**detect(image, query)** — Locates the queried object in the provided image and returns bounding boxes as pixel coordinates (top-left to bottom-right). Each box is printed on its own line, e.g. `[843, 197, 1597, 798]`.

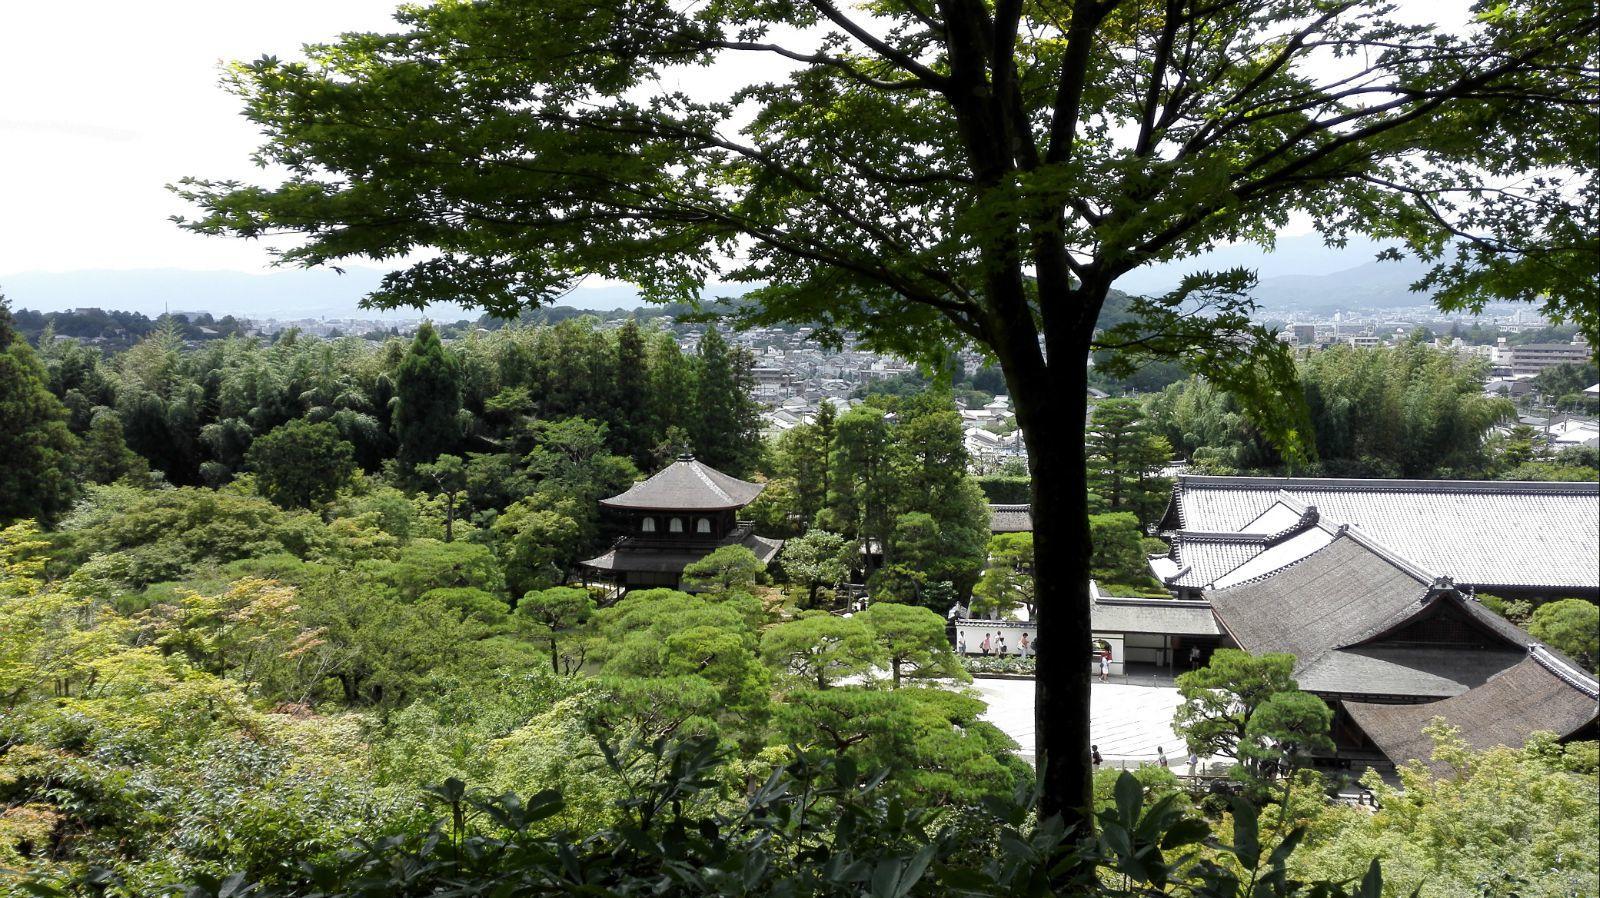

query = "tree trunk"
[1008, 345, 1096, 835]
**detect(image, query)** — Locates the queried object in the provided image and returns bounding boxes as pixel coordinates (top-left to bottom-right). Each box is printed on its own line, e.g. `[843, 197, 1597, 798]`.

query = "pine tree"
[612, 319, 652, 464]
[392, 322, 462, 469]
[1086, 399, 1173, 527]
[79, 407, 147, 485]
[0, 296, 79, 524]
[692, 327, 761, 476]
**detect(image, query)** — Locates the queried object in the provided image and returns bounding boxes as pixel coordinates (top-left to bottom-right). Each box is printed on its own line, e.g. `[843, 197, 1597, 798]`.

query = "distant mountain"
[1110, 233, 1440, 313]
[1248, 256, 1437, 313]
[0, 268, 680, 320]
[4, 245, 1438, 323]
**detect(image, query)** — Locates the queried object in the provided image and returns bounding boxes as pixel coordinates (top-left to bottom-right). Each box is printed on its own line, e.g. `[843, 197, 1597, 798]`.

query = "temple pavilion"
[579, 454, 784, 591]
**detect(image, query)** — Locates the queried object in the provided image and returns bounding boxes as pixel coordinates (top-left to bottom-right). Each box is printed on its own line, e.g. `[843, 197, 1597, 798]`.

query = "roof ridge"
[1528, 645, 1600, 699]
[1174, 474, 1599, 496]
[1204, 528, 1348, 592]
[1334, 525, 1438, 584]
[688, 459, 735, 504]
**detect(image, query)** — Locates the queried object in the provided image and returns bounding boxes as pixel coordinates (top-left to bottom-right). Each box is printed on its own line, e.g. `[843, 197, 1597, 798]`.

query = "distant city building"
[1496, 334, 1593, 376]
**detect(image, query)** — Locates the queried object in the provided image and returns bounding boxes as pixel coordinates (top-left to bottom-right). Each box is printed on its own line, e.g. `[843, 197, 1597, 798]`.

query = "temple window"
[641, 517, 656, 533]
[669, 517, 684, 533]
[696, 517, 711, 534]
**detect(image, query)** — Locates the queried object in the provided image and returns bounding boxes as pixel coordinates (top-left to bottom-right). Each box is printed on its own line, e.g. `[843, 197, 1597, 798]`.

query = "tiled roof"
[1206, 532, 1433, 665]
[580, 532, 784, 574]
[1165, 476, 1599, 592]
[989, 504, 1033, 533]
[600, 456, 766, 511]
[1345, 650, 1599, 767]
[1297, 646, 1524, 698]
[1089, 591, 1220, 636]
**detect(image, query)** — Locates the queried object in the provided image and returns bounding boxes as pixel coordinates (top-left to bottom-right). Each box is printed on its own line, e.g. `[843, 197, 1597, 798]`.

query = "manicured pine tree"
[392, 322, 461, 469]
[0, 296, 79, 524]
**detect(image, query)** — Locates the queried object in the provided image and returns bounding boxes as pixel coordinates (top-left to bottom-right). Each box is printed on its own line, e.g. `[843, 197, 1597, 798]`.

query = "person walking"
[1156, 746, 1168, 768]
[980, 633, 992, 656]
[1186, 750, 1200, 779]
[958, 634, 967, 654]
[1189, 644, 1201, 670]
[1091, 746, 1102, 769]
[998, 635, 1008, 654]
[1098, 650, 1110, 683]
[1019, 632, 1031, 656]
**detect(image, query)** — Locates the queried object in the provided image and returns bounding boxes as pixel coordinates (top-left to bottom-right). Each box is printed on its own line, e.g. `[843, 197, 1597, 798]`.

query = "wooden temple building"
[579, 455, 784, 591]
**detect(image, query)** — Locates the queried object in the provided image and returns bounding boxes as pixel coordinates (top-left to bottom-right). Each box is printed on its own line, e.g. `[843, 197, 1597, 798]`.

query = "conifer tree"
[692, 327, 761, 476]
[0, 296, 79, 524]
[612, 319, 652, 464]
[392, 322, 462, 469]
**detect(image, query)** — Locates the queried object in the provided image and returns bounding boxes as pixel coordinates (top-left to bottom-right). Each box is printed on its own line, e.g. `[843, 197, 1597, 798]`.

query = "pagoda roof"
[600, 456, 766, 511]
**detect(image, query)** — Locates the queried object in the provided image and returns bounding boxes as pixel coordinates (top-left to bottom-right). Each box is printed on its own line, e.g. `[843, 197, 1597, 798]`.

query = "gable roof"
[600, 456, 765, 511]
[1206, 530, 1434, 664]
[1345, 648, 1600, 767]
[1161, 476, 1600, 593]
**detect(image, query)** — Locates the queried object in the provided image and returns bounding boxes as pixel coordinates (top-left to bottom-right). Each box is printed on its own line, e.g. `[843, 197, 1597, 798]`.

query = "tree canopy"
[175, 0, 1600, 829]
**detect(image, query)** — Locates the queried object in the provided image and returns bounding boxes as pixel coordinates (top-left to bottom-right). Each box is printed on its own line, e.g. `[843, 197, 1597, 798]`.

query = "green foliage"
[393, 322, 462, 468]
[1089, 512, 1158, 591]
[78, 406, 149, 485]
[680, 544, 766, 595]
[778, 528, 854, 607]
[971, 532, 1036, 619]
[1528, 599, 1599, 671]
[0, 299, 79, 525]
[858, 602, 965, 688]
[517, 586, 596, 674]
[1174, 650, 1331, 786]
[245, 418, 357, 509]
[691, 327, 763, 477]
[1086, 399, 1174, 527]
[1288, 725, 1598, 898]
[761, 611, 883, 690]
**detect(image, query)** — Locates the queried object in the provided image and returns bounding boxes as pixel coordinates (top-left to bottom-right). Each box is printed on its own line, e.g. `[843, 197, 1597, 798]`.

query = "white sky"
[0, 1, 1466, 278]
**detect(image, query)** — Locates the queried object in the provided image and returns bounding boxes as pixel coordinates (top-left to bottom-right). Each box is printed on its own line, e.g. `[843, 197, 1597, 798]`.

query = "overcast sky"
[0, 1, 1467, 280]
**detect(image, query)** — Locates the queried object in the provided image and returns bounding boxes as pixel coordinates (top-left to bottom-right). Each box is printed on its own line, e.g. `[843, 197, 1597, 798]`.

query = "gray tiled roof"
[1164, 476, 1600, 591]
[580, 532, 784, 574]
[1206, 532, 1432, 664]
[1090, 595, 1220, 636]
[601, 457, 766, 511]
[1345, 650, 1599, 767]
[1168, 535, 1268, 587]
[1297, 646, 1523, 698]
[989, 504, 1033, 533]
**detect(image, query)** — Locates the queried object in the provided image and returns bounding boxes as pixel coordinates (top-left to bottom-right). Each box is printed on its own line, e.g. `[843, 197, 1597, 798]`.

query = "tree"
[0, 297, 78, 524]
[78, 407, 148, 485]
[1085, 399, 1173, 526]
[518, 586, 596, 674]
[1089, 512, 1154, 590]
[179, 0, 1600, 833]
[494, 495, 585, 597]
[245, 419, 357, 510]
[778, 529, 854, 607]
[972, 532, 1036, 619]
[1528, 599, 1599, 671]
[691, 327, 762, 477]
[415, 454, 467, 542]
[679, 544, 766, 595]
[1173, 650, 1331, 785]
[393, 323, 461, 468]
[858, 602, 964, 688]
[760, 612, 883, 691]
